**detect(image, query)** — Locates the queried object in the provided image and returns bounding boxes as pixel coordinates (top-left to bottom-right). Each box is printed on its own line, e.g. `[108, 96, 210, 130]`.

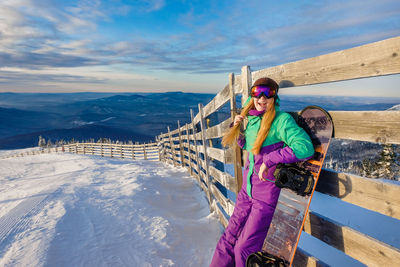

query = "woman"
[210, 77, 314, 267]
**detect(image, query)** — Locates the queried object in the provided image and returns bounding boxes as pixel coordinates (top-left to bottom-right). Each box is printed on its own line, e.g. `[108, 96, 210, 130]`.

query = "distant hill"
[0, 124, 153, 149]
[0, 92, 215, 149]
[1, 92, 399, 150]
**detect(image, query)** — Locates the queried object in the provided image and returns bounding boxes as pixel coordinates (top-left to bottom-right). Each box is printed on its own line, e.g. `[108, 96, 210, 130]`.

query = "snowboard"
[257, 106, 333, 266]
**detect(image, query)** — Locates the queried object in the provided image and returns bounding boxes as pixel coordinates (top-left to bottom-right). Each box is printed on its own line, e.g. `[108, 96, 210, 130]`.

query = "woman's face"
[254, 96, 274, 111]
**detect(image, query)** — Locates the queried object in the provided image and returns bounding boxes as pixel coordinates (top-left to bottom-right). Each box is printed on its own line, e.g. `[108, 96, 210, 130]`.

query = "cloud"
[0, 69, 106, 85]
[0, 51, 100, 69]
[1, 0, 399, 93]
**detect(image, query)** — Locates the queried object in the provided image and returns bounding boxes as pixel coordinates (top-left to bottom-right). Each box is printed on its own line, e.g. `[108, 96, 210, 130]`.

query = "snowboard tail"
[251, 106, 333, 267]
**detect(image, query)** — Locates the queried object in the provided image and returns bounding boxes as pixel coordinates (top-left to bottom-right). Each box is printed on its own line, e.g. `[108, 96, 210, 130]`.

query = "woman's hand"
[258, 163, 268, 181]
[233, 115, 244, 126]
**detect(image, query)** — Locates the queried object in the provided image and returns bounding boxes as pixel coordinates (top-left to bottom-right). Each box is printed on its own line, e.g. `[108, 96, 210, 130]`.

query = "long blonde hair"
[222, 97, 276, 155]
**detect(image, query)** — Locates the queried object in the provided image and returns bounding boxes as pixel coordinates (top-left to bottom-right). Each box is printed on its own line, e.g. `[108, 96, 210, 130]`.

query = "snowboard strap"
[246, 251, 287, 267]
[273, 163, 314, 196]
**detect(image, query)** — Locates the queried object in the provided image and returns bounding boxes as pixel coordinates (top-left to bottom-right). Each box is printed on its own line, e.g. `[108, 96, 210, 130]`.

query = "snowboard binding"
[273, 163, 314, 196]
[246, 251, 287, 267]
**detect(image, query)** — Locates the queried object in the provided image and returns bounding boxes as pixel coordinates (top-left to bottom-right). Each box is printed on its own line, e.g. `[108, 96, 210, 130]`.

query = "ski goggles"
[250, 85, 277, 99]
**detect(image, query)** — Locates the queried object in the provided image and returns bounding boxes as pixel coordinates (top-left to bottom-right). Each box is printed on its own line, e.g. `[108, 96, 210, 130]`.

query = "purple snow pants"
[210, 188, 277, 267]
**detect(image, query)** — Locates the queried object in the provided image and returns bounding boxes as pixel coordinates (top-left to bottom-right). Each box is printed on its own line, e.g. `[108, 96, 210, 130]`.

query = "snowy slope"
[0, 153, 220, 266]
[387, 104, 400, 110]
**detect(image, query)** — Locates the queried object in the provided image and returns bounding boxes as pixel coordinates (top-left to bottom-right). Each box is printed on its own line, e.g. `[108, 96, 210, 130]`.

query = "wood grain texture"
[316, 169, 400, 220]
[202, 84, 230, 119]
[293, 248, 328, 267]
[205, 118, 231, 139]
[209, 165, 237, 193]
[330, 111, 400, 144]
[210, 182, 235, 217]
[304, 211, 400, 267]
[252, 36, 400, 87]
[211, 200, 229, 228]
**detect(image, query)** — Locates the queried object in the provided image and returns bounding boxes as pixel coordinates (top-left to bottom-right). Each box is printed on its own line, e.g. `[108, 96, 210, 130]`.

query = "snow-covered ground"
[0, 152, 220, 266]
[1, 149, 400, 267]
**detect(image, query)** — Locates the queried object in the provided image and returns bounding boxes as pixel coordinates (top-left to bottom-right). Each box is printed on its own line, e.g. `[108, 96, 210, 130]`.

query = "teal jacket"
[240, 103, 314, 199]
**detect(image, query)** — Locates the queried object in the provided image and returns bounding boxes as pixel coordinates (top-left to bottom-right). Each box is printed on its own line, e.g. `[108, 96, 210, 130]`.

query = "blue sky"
[0, 0, 399, 96]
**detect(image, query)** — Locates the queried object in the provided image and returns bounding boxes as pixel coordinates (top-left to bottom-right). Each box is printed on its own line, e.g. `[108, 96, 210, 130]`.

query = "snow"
[387, 104, 400, 111]
[0, 152, 220, 266]
[1, 149, 400, 267]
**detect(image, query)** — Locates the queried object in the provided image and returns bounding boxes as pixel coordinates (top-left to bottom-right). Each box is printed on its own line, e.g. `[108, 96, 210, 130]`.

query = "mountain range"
[0, 92, 399, 149]
[0, 92, 215, 149]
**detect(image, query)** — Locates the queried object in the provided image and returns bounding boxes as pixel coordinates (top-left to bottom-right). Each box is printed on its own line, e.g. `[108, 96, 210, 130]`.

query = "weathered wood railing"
[1, 142, 160, 161]
[64, 142, 159, 161]
[0, 147, 62, 159]
[156, 36, 400, 266]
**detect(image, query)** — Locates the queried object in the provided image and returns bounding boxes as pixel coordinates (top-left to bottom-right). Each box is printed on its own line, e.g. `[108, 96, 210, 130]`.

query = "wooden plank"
[293, 248, 328, 267]
[252, 36, 400, 87]
[304, 211, 400, 267]
[209, 183, 235, 216]
[177, 120, 185, 167]
[316, 169, 400, 220]
[168, 126, 177, 167]
[330, 111, 400, 144]
[241, 65, 252, 105]
[198, 177, 208, 193]
[171, 136, 180, 142]
[186, 124, 193, 175]
[234, 74, 242, 94]
[205, 118, 231, 139]
[209, 165, 237, 193]
[211, 200, 229, 228]
[170, 128, 180, 135]
[192, 110, 201, 125]
[207, 147, 226, 163]
[191, 109, 201, 183]
[202, 84, 231, 119]
[193, 132, 202, 141]
[229, 72, 243, 194]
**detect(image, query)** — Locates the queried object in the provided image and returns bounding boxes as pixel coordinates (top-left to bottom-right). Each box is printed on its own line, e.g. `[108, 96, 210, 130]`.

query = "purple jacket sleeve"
[262, 146, 311, 168]
[237, 133, 245, 148]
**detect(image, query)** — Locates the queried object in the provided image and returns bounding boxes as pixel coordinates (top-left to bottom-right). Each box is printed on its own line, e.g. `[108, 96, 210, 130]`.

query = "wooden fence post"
[168, 126, 176, 166]
[143, 143, 147, 160]
[230, 72, 243, 194]
[156, 136, 162, 161]
[111, 144, 113, 158]
[198, 103, 212, 205]
[241, 65, 252, 104]
[101, 144, 104, 157]
[190, 109, 201, 183]
[186, 124, 192, 175]
[177, 120, 185, 167]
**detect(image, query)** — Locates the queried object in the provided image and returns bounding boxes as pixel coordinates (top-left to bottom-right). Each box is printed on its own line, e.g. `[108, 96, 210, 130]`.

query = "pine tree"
[47, 139, 53, 148]
[38, 136, 46, 148]
[362, 144, 398, 180]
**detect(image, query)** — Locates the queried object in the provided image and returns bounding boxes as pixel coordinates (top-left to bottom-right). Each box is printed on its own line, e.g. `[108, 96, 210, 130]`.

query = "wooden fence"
[156, 36, 400, 266]
[2, 143, 160, 161]
[64, 142, 159, 161]
[0, 147, 62, 159]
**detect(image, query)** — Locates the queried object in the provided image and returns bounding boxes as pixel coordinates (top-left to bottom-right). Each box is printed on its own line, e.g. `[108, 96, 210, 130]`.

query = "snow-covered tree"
[362, 144, 399, 180]
[47, 139, 53, 147]
[38, 136, 46, 148]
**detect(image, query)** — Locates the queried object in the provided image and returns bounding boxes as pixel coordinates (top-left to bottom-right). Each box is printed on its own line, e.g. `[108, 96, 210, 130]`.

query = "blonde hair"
[222, 97, 276, 155]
